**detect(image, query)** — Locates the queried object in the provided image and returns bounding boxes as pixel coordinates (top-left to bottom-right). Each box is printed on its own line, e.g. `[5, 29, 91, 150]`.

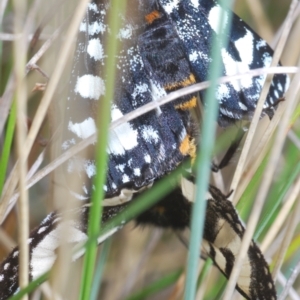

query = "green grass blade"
[90, 239, 112, 300]
[237, 155, 268, 219]
[197, 258, 213, 289]
[125, 270, 182, 300]
[184, 2, 234, 299]
[79, 1, 126, 299]
[0, 100, 16, 196]
[80, 164, 188, 251]
[255, 160, 300, 240]
[204, 275, 227, 300]
[8, 272, 49, 300]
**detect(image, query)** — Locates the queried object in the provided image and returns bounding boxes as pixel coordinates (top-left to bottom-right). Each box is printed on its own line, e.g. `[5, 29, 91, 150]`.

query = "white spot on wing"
[84, 160, 96, 178]
[108, 105, 138, 155]
[189, 51, 198, 63]
[116, 164, 125, 172]
[38, 226, 47, 234]
[31, 223, 88, 279]
[68, 117, 96, 139]
[189, 50, 212, 64]
[150, 80, 166, 115]
[255, 39, 267, 50]
[234, 29, 254, 66]
[61, 138, 76, 150]
[75, 75, 105, 100]
[118, 25, 133, 40]
[122, 174, 129, 183]
[263, 53, 272, 68]
[144, 154, 151, 163]
[134, 168, 141, 176]
[238, 102, 247, 110]
[141, 126, 159, 143]
[87, 39, 104, 61]
[163, 0, 180, 14]
[88, 2, 99, 12]
[132, 83, 148, 100]
[217, 84, 230, 99]
[221, 41, 253, 92]
[208, 5, 228, 34]
[79, 21, 106, 35]
[150, 80, 166, 100]
[181, 176, 196, 202]
[190, 0, 199, 9]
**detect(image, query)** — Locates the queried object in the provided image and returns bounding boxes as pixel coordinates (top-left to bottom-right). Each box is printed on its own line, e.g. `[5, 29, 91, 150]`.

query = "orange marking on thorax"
[179, 134, 197, 160]
[145, 10, 161, 24]
[164, 74, 196, 91]
[175, 96, 197, 110]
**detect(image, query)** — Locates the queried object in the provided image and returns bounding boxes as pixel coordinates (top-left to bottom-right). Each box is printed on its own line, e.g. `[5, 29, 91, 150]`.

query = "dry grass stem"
[277, 272, 300, 300]
[244, 0, 273, 42]
[288, 130, 300, 149]
[223, 66, 300, 300]
[0, 0, 43, 134]
[13, 0, 29, 294]
[25, 24, 64, 75]
[0, 0, 90, 225]
[168, 272, 185, 300]
[195, 261, 211, 300]
[0, 33, 52, 41]
[233, 97, 286, 202]
[230, 0, 297, 204]
[279, 260, 300, 300]
[0, 75, 15, 136]
[261, 175, 300, 253]
[118, 229, 162, 299]
[271, 2, 300, 49]
[271, 188, 300, 279]
[0, 228, 17, 251]
[0, 0, 8, 24]
[1, 150, 45, 223]
[27, 64, 49, 79]
[223, 1, 299, 297]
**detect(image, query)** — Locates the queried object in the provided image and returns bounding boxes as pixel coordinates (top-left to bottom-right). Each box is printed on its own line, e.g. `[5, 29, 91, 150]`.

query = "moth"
[0, 0, 289, 299]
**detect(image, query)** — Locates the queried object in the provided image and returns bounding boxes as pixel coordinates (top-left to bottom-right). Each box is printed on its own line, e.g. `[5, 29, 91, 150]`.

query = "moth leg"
[212, 128, 245, 172]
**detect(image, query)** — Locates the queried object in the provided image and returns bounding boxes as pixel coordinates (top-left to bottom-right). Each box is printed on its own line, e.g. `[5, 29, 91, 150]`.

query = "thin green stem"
[184, 1, 234, 299]
[0, 101, 16, 196]
[79, 2, 126, 299]
[8, 272, 49, 300]
[90, 239, 112, 300]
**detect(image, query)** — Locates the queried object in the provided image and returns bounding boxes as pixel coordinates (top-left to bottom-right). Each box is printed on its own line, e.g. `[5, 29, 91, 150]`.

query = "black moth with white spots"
[0, 0, 289, 299]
